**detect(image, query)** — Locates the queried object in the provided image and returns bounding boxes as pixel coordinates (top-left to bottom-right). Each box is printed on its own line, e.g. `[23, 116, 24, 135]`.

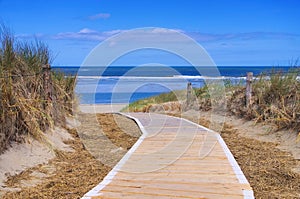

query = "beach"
[1, 62, 300, 198]
[1, 102, 300, 198]
[79, 104, 128, 113]
[1, 1, 300, 198]
[0, 110, 141, 198]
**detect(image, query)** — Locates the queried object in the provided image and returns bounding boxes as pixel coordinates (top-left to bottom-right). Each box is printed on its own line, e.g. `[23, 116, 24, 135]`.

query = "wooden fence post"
[186, 82, 192, 107]
[246, 72, 253, 110]
[42, 64, 52, 108]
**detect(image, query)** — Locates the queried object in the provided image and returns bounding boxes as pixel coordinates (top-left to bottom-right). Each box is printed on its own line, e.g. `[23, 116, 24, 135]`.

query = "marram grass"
[0, 25, 76, 153]
[126, 68, 300, 136]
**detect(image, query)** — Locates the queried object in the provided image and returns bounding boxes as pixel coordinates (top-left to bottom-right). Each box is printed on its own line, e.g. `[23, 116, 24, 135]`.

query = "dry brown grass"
[228, 69, 300, 133]
[2, 113, 141, 198]
[0, 25, 76, 153]
[127, 68, 300, 137]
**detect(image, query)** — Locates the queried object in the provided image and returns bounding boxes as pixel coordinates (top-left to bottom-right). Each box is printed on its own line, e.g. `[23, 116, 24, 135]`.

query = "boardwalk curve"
[82, 113, 254, 199]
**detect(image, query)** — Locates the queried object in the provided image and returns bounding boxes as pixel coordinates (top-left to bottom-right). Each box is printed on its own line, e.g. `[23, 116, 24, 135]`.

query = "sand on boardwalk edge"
[0, 104, 127, 195]
[79, 104, 127, 113]
[0, 104, 127, 197]
[0, 126, 74, 194]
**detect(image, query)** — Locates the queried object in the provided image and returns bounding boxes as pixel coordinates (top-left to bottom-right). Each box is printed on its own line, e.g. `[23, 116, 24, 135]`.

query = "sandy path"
[1, 102, 300, 198]
[0, 104, 136, 198]
[1, 113, 141, 198]
[0, 127, 74, 195]
[79, 104, 127, 113]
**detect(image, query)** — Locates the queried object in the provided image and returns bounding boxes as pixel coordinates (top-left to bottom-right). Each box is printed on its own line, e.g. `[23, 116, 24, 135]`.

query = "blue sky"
[0, 0, 300, 66]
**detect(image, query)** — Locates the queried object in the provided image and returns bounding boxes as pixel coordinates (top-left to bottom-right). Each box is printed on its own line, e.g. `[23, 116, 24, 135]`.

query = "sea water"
[52, 66, 291, 104]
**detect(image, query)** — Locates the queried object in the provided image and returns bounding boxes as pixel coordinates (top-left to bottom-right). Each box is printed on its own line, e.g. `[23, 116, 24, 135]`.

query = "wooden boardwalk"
[82, 113, 254, 199]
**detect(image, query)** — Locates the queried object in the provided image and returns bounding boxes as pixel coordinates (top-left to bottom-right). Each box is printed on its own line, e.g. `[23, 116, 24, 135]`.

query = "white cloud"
[52, 28, 123, 41]
[78, 28, 98, 34]
[16, 33, 45, 39]
[103, 29, 124, 36]
[54, 29, 298, 43]
[17, 28, 300, 45]
[151, 28, 183, 34]
[89, 13, 111, 20]
[187, 32, 300, 42]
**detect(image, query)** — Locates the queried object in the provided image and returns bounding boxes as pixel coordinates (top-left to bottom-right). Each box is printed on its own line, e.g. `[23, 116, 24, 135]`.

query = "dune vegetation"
[0, 26, 75, 153]
[228, 69, 300, 132]
[125, 67, 300, 134]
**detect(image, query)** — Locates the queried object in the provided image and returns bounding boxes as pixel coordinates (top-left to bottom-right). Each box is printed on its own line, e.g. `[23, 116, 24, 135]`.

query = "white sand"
[79, 104, 128, 113]
[0, 104, 127, 194]
[0, 125, 74, 194]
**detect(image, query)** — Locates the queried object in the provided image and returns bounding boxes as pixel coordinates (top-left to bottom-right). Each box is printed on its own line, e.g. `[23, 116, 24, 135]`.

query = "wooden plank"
[105, 180, 251, 194]
[100, 184, 245, 198]
[82, 113, 253, 199]
[109, 174, 241, 184]
[112, 173, 250, 186]
[93, 191, 245, 199]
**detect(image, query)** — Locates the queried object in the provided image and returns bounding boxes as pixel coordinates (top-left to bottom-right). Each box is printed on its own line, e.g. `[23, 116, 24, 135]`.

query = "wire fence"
[0, 64, 54, 79]
[0, 71, 42, 79]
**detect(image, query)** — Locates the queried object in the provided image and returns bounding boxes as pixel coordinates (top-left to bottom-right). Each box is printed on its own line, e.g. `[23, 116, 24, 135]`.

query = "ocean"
[52, 66, 291, 104]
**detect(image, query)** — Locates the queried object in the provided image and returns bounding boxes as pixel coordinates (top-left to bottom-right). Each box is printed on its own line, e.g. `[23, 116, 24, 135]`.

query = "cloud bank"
[46, 28, 299, 43]
[16, 27, 300, 47]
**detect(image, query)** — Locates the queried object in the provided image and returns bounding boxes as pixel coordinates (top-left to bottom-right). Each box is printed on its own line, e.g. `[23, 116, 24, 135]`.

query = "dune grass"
[126, 67, 300, 134]
[122, 90, 185, 112]
[229, 68, 300, 132]
[0, 25, 76, 153]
